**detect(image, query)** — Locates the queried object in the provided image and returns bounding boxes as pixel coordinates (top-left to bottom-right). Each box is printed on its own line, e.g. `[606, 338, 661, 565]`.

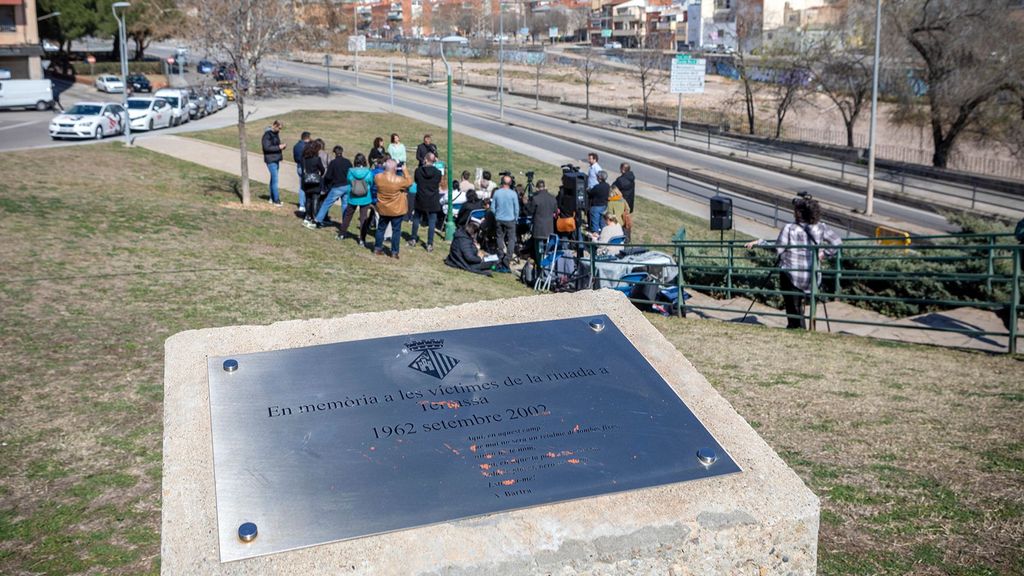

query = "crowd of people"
[260, 120, 639, 275]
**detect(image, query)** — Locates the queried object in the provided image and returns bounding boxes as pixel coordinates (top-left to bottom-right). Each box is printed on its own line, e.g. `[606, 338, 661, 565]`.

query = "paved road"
[264, 58, 953, 234]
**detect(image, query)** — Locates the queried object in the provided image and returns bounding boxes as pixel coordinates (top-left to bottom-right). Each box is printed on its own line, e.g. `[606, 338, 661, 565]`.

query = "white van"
[0, 79, 53, 110]
[154, 88, 190, 126]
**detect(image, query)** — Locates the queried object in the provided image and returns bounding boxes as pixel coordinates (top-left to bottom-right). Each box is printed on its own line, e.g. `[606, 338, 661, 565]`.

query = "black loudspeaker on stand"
[710, 195, 733, 231]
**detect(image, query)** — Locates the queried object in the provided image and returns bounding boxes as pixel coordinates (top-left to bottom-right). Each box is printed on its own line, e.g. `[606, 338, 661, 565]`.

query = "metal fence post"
[808, 246, 818, 332]
[789, 152, 794, 169]
[834, 246, 842, 298]
[773, 202, 779, 228]
[665, 167, 670, 192]
[746, 141, 750, 158]
[675, 245, 685, 318]
[971, 184, 978, 210]
[589, 242, 597, 290]
[840, 160, 846, 180]
[900, 175, 906, 195]
[707, 128, 711, 151]
[987, 236, 995, 294]
[726, 242, 734, 299]
[1010, 246, 1020, 354]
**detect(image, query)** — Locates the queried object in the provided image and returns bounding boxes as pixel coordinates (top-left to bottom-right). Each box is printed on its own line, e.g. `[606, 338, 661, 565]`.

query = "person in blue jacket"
[339, 153, 377, 246]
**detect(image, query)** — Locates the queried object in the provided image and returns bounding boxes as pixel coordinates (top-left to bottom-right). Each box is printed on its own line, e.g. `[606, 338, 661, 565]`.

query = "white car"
[49, 102, 127, 140]
[211, 90, 227, 109]
[94, 74, 125, 93]
[126, 97, 174, 131]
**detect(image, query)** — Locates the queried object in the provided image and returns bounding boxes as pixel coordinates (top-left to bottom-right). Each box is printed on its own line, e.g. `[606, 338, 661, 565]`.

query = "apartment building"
[0, 0, 42, 79]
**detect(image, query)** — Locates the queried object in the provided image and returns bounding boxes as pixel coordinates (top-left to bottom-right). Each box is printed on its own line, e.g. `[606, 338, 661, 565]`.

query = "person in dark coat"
[526, 180, 557, 264]
[410, 153, 443, 251]
[612, 162, 636, 213]
[368, 136, 386, 166]
[261, 120, 286, 205]
[415, 134, 438, 166]
[292, 131, 312, 212]
[299, 140, 325, 225]
[445, 221, 493, 276]
[456, 189, 484, 229]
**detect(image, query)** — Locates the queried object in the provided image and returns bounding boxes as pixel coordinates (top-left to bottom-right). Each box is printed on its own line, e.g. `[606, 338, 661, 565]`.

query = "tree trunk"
[932, 137, 952, 168]
[112, 32, 121, 62]
[134, 36, 145, 61]
[405, 47, 410, 83]
[237, 92, 251, 206]
[585, 80, 590, 120]
[845, 120, 855, 148]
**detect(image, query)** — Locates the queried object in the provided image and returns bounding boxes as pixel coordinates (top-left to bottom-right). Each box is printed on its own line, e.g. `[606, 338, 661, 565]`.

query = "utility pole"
[864, 0, 882, 216]
[499, 5, 505, 119]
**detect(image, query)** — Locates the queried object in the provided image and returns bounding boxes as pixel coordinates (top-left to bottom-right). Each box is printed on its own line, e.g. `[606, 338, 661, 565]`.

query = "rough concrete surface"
[162, 290, 818, 575]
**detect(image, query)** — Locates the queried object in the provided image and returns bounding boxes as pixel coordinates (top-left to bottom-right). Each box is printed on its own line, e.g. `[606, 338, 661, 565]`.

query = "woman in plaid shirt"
[745, 194, 842, 329]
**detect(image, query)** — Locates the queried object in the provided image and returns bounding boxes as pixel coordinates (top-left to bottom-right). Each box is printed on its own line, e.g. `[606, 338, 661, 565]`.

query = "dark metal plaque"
[207, 315, 740, 562]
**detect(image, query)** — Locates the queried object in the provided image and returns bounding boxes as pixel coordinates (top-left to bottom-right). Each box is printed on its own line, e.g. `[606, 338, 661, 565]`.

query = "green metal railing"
[554, 233, 1021, 354]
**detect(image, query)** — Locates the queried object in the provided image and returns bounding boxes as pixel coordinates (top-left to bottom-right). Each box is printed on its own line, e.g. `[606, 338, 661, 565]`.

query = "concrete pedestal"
[162, 290, 818, 575]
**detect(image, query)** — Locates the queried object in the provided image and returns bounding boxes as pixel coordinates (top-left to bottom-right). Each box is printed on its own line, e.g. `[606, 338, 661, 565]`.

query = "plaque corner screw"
[223, 359, 239, 373]
[238, 521, 258, 542]
[588, 318, 605, 333]
[697, 448, 717, 467]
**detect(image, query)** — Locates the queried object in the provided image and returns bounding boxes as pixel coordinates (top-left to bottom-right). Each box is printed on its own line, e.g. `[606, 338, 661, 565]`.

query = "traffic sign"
[670, 54, 706, 94]
[601, 29, 612, 38]
[348, 35, 366, 52]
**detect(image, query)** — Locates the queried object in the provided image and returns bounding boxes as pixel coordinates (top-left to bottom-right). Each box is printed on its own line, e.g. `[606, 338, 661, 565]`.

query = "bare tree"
[574, 46, 599, 120]
[632, 35, 668, 131]
[761, 51, 810, 139]
[807, 35, 873, 147]
[126, 0, 179, 61]
[185, 0, 295, 206]
[888, 0, 1024, 168]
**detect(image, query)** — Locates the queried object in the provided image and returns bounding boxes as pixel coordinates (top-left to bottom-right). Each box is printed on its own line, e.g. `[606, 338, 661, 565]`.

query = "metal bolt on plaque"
[697, 448, 718, 467]
[223, 359, 238, 373]
[589, 318, 605, 332]
[238, 522, 258, 542]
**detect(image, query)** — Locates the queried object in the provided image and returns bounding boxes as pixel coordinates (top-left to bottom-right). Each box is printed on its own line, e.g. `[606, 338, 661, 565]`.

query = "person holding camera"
[744, 193, 842, 329]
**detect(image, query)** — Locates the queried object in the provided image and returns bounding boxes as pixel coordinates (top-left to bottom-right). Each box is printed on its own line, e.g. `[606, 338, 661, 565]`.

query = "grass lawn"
[0, 141, 1020, 575]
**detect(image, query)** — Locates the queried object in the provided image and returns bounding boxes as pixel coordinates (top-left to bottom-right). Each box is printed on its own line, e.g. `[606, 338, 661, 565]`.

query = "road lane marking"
[0, 119, 45, 132]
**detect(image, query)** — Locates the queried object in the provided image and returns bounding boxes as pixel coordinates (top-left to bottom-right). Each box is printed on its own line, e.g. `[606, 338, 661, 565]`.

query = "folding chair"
[534, 234, 563, 292]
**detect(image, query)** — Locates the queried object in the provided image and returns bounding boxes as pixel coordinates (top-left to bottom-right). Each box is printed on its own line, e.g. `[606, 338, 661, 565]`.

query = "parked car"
[49, 101, 126, 140]
[187, 89, 207, 119]
[0, 79, 53, 110]
[605, 41, 623, 50]
[197, 60, 215, 74]
[217, 81, 235, 101]
[210, 89, 227, 109]
[126, 73, 151, 93]
[126, 97, 174, 131]
[154, 88, 190, 126]
[0, 68, 11, 80]
[94, 74, 125, 93]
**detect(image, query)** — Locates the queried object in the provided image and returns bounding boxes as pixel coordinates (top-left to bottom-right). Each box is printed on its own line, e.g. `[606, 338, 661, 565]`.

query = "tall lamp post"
[112, 2, 131, 147]
[864, 0, 882, 216]
[37, 11, 60, 22]
[498, 4, 504, 119]
[439, 35, 468, 242]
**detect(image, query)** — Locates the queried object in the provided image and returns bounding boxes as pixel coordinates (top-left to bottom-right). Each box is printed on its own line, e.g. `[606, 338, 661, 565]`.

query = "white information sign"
[670, 55, 706, 95]
[348, 35, 366, 53]
[549, 26, 559, 39]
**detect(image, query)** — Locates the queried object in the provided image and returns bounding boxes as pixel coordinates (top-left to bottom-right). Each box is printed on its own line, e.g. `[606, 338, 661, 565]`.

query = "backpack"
[302, 159, 321, 186]
[351, 177, 369, 199]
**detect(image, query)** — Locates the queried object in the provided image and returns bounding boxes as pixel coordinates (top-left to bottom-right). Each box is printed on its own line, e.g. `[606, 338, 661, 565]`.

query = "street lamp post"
[499, 6, 504, 119]
[439, 35, 468, 242]
[112, 2, 131, 147]
[37, 11, 60, 22]
[864, 0, 882, 216]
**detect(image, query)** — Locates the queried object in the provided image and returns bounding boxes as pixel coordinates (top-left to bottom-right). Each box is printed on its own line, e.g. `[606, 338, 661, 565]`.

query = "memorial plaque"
[207, 315, 740, 562]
